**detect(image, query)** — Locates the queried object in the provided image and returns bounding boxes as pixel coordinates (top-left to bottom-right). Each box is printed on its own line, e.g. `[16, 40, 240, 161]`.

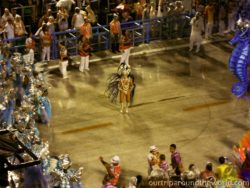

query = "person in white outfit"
[59, 43, 68, 79]
[72, 7, 85, 30]
[25, 32, 35, 65]
[119, 30, 133, 66]
[79, 36, 91, 72]
[189, 12, 204, 53]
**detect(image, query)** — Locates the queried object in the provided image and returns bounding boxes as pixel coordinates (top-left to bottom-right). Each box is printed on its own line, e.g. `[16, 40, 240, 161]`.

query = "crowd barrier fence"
[1, 13, 210, 60]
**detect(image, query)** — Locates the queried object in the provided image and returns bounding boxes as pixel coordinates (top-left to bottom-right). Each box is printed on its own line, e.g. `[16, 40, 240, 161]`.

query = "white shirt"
[190, 16, 204, 35]
[5, 23, 14, 39]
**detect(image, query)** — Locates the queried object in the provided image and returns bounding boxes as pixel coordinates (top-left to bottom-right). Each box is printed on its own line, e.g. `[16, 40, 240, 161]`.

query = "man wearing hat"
[110, 14, 121, 53]
[99, 155, 121, 186]
[72, 7, 85, 30]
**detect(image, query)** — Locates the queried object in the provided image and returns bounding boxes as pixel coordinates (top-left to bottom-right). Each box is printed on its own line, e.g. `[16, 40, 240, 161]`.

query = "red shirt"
[110, 165, 121, 186]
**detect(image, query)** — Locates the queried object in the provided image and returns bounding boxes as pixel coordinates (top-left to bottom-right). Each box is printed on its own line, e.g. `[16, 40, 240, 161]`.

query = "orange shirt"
[205, 5, 214, 23]
[80, 23, 92, 39]
[110, 20, 121, 35]
[42, 33, 52, 47]
[110, 165, 121, 186]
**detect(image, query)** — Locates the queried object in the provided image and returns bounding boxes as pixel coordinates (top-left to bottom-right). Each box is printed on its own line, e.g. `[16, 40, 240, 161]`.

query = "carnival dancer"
[189, 12, 204, 53]
[37, 88, 52, 125]
[58, 43, 68, 79]
[106, 63, 135, 113]
[79, 36, 91, 72]
[119, 30, 133, 66]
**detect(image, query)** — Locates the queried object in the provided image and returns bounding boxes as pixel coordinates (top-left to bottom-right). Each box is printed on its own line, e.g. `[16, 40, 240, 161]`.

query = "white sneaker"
[120, 109, 123, 113]
[195, 48, 200, 53]
[125, 108, 129, 113]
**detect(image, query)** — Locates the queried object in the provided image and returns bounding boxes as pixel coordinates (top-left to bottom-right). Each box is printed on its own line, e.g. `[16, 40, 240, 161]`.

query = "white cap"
[111, 155, 120, 164]
[149, 145, 158, 152]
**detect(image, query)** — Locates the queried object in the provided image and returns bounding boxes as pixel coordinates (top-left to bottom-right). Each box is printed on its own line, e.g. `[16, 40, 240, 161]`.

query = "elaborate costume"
[228, 2, 250, 98]
[106, 63, 135, 113]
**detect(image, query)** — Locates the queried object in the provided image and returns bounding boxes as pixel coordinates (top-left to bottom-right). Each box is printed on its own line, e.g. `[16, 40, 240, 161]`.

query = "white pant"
[59, 60, 68, 78]
[42, 46, 50, 61]
[190, 33, 202, 52]
[28, 49, 34, 64]
[120, 48, 131, 66]
[205, 22, 213, 38]
[79, 56, 89, 72]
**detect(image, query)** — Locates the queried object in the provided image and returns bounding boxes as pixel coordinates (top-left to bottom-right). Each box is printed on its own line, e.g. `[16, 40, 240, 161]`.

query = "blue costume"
[228, 2, 250, 98]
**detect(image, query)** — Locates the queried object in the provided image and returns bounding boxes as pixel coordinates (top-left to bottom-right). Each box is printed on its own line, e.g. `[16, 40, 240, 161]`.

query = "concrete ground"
[39, 38, 250, 187]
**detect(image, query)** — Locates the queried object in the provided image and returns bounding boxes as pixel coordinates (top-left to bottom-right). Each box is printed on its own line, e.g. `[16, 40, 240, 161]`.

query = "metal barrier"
[0, 14, 194, 60]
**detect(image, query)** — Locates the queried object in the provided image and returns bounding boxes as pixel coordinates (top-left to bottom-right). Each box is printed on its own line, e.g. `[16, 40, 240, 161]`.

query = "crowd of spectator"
[100, 144, 246, 188]
[0, 0, 244, 65]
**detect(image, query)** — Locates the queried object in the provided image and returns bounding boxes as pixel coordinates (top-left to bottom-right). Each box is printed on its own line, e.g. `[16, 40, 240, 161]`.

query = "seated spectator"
[200, 162, 215, 180]
[128, 176, 137, 188]
[57, 7, 69, 32]
[183, 164, 200, 180]
[101, 174, 117, 188]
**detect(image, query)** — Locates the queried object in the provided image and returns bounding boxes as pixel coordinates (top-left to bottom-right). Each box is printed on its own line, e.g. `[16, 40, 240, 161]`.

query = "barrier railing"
[0, 14, 195, 60]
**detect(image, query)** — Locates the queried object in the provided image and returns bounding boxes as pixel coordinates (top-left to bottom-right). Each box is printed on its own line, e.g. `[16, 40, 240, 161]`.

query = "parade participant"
[118, 64, 135, 113]
[80, 17, 92, 40]
[110, 14, 121, 53]
[106, 63, 136, 113]
[58, 43, 68, 79]
[189, 12, 204, 53]
[119, 30, 133, 66]
[99, 156, 121, 186]
[79, 35, 91, 72]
